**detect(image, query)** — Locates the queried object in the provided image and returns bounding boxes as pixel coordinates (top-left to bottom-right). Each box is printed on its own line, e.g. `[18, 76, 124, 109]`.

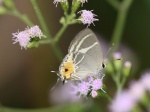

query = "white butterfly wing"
[68, 28, 103, 79]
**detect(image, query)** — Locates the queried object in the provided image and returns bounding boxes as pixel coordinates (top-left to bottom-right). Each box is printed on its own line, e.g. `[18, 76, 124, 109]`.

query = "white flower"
[77, 10, 99, 27]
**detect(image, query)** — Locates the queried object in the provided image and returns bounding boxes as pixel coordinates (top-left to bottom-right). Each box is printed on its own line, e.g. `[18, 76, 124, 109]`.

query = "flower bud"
[71, 0, 81, 13]
[113, 52, 122, 71]
[123, 61, 132, 77]
[60, 17, 65, 25]
[60, 1, 69, 14]
[91, 90, 98, 98]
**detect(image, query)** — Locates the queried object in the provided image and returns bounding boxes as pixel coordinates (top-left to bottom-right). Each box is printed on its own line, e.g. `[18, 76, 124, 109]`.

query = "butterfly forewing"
[68, 28, 103, 79]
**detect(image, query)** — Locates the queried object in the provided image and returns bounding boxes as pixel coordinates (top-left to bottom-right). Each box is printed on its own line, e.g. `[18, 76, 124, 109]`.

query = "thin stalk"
[105, 0, 120, 10]
[105, 94, 113, 102]
[109, 0, 133, 56]
[31, 0, 64, 61]
[31, 0, 52, 38]
[39, 39, 52, 44]
[110, 10, 127, 53]
[54, 24, 68, 42]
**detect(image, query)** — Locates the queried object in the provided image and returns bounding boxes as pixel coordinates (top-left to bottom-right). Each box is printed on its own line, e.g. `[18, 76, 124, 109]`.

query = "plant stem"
[31, 0, 52, 38]
[54, 24, 68, 42]
[105, 0, 120, 10]
[105, 94, 112, 102]
[39, 39, 52, 44]
[31, 0, 64, 61]
[109, 0, 133, 56]
[110, 10, 127, 53]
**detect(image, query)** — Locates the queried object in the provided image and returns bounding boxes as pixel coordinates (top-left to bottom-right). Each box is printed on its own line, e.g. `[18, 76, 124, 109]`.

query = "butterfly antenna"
[104, 43, 115, 59]
[50, 78, 60, 91]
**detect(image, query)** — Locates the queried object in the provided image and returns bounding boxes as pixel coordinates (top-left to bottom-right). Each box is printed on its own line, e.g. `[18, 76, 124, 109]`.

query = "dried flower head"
[77, 10, 99, 27]
[53, 0, 67, 7]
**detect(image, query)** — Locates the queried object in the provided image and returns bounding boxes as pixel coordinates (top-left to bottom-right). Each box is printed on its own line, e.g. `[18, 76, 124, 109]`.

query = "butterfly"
[52, 28, 105, 84]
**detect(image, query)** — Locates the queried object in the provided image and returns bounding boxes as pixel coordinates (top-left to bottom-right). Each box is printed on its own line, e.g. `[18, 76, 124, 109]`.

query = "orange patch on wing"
[61, 60, 75, 79]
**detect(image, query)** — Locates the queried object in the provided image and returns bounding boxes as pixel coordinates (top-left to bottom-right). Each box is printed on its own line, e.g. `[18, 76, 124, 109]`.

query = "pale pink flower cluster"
[12, 25, 45, 49]
[72, 75, 104, 98]
[53, 0, 67, 7]
[77, 10, 99, 27]
[110, 71, 150, 112]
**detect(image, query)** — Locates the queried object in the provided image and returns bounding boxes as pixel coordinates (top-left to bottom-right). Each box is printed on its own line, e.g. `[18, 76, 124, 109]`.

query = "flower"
[27, 25, 45, 39]
[12, 25, 44, 49]
[53, 0, 67, 7]
[92, 78, 103, 90]
[110, 71, 150, 112]
[140, 71, 150, 91]
[128, 81, 145, 101]
[77, 0, 88, 6]
[77, 10, 99, 27]
[12, 31, 30, 49]
[110, 91, 136, 112]
[74, 81, 90, 96]
[72, 75, 105, 98]
[91, 90, 98, 98]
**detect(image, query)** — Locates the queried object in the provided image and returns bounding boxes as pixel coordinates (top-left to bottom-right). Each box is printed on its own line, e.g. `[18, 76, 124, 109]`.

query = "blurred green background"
[0, 0, 150, 111]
